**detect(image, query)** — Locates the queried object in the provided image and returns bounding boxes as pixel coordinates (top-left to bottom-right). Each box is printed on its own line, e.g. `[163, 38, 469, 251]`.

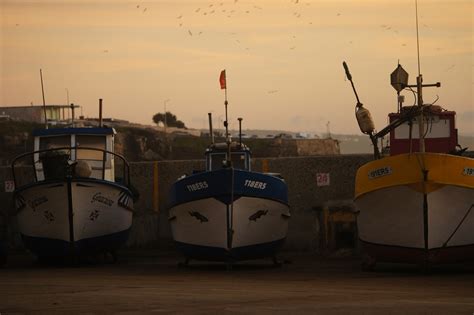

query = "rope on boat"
[443, 204, 474, 247]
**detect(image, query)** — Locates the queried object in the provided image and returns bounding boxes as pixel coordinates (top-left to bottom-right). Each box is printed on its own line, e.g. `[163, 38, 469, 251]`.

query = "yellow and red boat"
[344, 62, 474, 269]
[356, 152, 474, 266]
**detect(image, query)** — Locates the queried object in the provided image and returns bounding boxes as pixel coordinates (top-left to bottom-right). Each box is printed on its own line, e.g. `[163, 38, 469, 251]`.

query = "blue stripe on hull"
[21, 229, 130, 258]
[169, 168, 288, 208]
[175, 238, 286, 262]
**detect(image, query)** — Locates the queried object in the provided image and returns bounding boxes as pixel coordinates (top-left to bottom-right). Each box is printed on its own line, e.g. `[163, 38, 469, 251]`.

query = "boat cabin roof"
[205, 141, 251, 154]
[204, 141, 251, 171]
[33, 127, 116, 137]
[31, 127, 119, 182]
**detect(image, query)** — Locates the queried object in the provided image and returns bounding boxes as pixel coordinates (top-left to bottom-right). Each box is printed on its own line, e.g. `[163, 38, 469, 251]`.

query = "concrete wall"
[0, 154, 372, 252]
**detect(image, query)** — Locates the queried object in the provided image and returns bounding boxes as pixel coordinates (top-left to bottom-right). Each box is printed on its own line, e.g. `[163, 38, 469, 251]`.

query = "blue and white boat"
[11, 113, 134, 261]
[168, 116, 290, 263]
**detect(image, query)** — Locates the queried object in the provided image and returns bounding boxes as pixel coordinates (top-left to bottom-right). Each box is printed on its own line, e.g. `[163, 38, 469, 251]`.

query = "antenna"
[415, 0, 421, 76]
[238, 117, 243, 146]
[397, 1, 440, 153]
[70, 103, 75, 127]
[208, 112, 214, 144]
[39, 69, 48, 129]
[99, 98, 103, 127]
[415, 0, 424, 152]
[326, 121, 331, 139]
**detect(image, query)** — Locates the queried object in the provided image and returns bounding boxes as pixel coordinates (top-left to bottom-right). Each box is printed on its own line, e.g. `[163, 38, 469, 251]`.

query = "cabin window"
[394, 116, 450, 139]
[231, 153, 246, 170]
[210, 153, 226, 170]
[75, 135, 106, 161]
[39, 135, 71, 150]
[209, 152, 248, 170]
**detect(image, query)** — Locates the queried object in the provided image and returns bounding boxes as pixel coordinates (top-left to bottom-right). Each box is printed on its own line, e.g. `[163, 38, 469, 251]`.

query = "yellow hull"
[356, 153, 474, 199]
[355, 153, 474, 263]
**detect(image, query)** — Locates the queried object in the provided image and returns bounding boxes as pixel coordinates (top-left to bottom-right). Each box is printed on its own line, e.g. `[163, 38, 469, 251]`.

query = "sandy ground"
[0, 250, 473, 314]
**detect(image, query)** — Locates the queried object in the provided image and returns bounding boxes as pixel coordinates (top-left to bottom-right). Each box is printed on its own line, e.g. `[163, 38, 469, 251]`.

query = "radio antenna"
[415, 0, 421, 75]
[40, 69, 48, 129]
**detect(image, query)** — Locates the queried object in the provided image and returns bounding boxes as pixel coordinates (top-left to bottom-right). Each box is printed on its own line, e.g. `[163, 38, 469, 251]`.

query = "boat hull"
[355, 153, 474, 264]
[15, 179, 134, 258]
[169, 168, 290, 261]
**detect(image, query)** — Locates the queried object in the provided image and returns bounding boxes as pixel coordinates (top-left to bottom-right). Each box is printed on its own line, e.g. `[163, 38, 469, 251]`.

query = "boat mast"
[39, 69, 48, 129]
[224, 89, 231, 166]
[208, 112, 215, 144]
[406, 0, 440, 153]
[220, 69, 232, 167]
[99, 98, 103, 127]
[238, 117, 243, 146]
[415, 0, 425, 153]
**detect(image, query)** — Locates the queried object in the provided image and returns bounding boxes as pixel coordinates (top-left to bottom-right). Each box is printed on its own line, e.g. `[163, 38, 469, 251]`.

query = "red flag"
[219, 69, 226, 89]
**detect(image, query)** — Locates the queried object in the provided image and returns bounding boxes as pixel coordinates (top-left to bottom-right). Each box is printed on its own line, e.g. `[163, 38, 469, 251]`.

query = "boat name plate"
[186, 181, 209, 192]
[91, 192, 114, 207]
[244, 179, 267, 190]
[368, 166, 392, 179]
[463, 167, 474, 176]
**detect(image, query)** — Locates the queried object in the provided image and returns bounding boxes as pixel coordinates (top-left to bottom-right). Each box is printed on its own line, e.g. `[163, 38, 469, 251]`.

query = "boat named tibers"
[169, 74, 290, 265]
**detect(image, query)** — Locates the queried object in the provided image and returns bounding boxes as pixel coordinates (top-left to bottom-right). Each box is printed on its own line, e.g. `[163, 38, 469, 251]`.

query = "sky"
[1, 0, 473, 135]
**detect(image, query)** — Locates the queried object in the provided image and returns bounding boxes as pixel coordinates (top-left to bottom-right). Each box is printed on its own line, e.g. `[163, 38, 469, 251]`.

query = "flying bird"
[444, 65, 455, 72]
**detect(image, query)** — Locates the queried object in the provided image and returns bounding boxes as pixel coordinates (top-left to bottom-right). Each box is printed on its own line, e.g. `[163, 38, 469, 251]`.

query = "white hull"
[356, 185, 474, 250]
[169, 196, 290, 255]
[16, 180, 133, 251]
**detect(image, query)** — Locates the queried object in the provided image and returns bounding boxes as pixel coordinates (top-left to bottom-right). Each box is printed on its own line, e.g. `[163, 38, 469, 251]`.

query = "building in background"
[0, 104, 80, 124]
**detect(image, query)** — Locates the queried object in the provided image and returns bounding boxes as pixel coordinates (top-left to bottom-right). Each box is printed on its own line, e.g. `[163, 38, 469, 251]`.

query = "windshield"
[209, 152, 248, 171]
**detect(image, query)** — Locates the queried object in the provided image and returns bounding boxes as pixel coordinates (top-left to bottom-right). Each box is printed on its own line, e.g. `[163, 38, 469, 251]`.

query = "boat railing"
[11, 146, 131, 189]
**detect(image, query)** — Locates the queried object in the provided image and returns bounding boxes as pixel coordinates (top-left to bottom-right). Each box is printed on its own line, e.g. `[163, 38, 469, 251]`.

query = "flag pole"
[220, 69, 231, 167]
[224, 79, 231, 167]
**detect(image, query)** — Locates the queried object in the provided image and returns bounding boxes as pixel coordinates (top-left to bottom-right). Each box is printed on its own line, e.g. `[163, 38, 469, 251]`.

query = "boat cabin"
[389, 105, 458, 155]
[205, 142, 251, 171]
[33, 127, 116, 181]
